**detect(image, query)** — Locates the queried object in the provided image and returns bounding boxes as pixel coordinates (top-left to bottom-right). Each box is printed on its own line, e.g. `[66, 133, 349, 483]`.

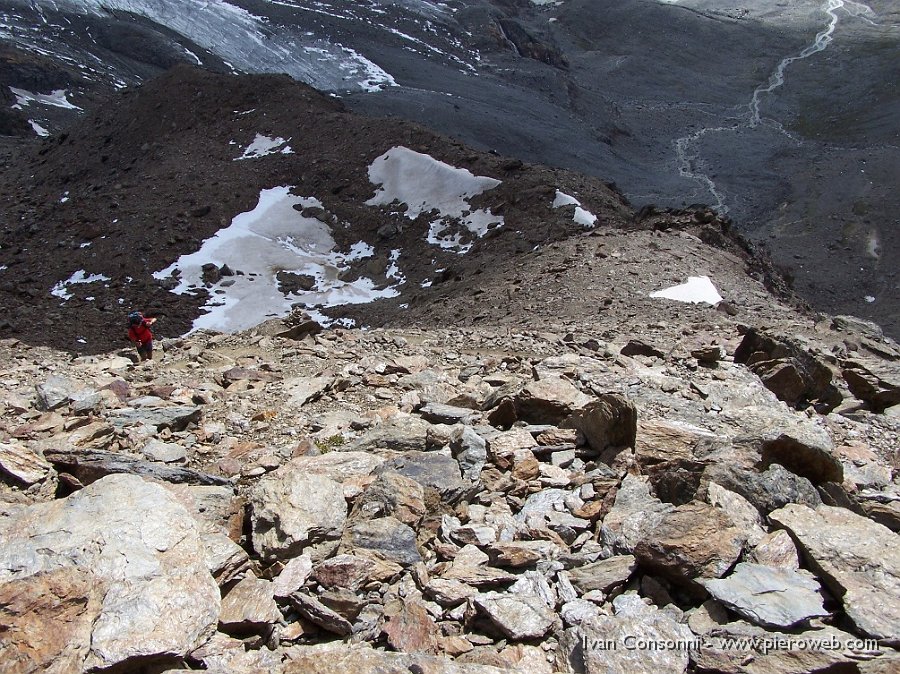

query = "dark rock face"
[734, 329, 842, 412]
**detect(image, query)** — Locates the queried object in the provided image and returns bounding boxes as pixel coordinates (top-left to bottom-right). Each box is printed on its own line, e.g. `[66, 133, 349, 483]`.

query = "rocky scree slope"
[1, 284, 899, 672]
[0, 65, 646, 351]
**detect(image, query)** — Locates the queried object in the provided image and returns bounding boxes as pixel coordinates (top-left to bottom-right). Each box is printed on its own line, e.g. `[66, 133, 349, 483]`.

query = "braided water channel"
[673, 0, 882, 214]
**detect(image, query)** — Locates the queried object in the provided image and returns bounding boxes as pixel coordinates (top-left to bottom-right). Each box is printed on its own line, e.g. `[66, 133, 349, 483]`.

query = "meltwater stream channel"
[673, 0, 881, 214]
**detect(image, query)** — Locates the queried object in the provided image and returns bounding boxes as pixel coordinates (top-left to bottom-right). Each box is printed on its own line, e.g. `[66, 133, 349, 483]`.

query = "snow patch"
[366, 146, 503, 253]
[650, 276, 722, 305]
[154, 186, 399, 333]
[29, 120, 50, 136]
[10, 87, 80, 110]
[50, 270, 111, 301]
[553, 190, 597, 228]
[234, 133, 293, 160]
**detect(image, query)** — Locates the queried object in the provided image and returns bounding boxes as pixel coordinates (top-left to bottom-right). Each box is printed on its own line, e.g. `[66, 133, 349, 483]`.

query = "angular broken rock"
[450, 425, 487, 481]
[219, 576, 282, 633]
[382, 598, 441, 653]
[734, 329, 842, 412]
[425, 577, 479, 606]
[703, 462, 821, 516]
[140, 438, 188, 463]
[557, 593, 693, 674]
[380, 451, 465, 499]
[419, 401, 480, 425]
[707, 482, 766, 546]
[692, 622, 886, 674]
[842, 359, 900, 412]
[769, 504, 900, 642]
[750, 529, 800, 570]
[286, 451, 384, 483]
[106, 404, 202, 430]
[635, 419, 718, 466]
[567, 555, 637, 594]
[0, 567, 103, 673]
[485, 540, 559, 568]
[342, 516, 422, 567]
[600, 474, 674, 551]
[351, 470, 426, 526]
[283, 642, 508, 673]
[0, 474, 220, 671]
[288, 592, 353, 636]
[760, 432, 842, 486]
[272, 554, 314, 597]
[44, 448, 228, 487]
[441, 545, 517, 588]
[701, 563, 829, 629]
[284, 375, 331, 406]
[203, 531, 251, 585]
[633, 502, 745, 582]
[313, 553, 400, 590]
[515, 376, 594, 425]
[474, 592, 557, 640]
[35, 375, 85, 411]
[563, 394, 637, 453]
[0, 441, 52, 485]
[249, 464, 347, 562]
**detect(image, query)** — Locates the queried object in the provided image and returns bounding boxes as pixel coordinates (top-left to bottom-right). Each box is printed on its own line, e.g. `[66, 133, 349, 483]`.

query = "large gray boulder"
[769, 504, 900, 643]
[249, 461, 347, 562]
[600, 475, 675, 551]
[0, 474, 220, 672]
[632, 502, 746, 582]
[562, 394, 638, 453]
[703, 463, 821, 516]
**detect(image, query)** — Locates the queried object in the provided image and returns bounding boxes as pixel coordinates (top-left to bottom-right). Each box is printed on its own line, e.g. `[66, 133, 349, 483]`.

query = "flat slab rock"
[283, 642, 509, 674]
[43, 448, 228, 487]
[769, 504, 900, 643]
[702, 562, 829, 629]
[474, 592, 557, 640]
[0, 441, 51, 485]
[0, 474, 220, 672]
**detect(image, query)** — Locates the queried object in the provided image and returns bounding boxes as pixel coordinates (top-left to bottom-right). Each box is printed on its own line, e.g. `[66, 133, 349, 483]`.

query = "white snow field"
[366, 147, 504, 253]
[9, 87, 80, 110]
[154, 186, 399, 333]
[650, 276, 723, 304]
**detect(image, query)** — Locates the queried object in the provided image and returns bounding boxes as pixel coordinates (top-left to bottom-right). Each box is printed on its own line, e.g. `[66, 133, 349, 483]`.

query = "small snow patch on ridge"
[235, 134, 293, 160]
[366, 147, 503, 253]
[553, 190, 597, 228]
[650, 276, 722, 305]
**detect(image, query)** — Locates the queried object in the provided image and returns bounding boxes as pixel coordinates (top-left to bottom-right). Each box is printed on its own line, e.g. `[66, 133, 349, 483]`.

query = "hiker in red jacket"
[127, 311, 157, 361]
